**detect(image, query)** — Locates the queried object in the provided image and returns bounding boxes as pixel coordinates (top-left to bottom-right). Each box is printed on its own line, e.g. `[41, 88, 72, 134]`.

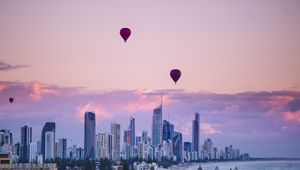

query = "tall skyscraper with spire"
[192, 112, 200, 157]
[152, 105, 162, 146]
[84, 112, 96, 159]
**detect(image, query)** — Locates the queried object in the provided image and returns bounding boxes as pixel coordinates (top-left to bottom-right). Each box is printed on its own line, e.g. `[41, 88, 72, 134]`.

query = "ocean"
[187, 160, 300, 170]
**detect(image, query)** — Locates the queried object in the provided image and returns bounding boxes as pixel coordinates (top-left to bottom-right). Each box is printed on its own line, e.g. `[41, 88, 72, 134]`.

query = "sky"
[0, 0, 300, 157]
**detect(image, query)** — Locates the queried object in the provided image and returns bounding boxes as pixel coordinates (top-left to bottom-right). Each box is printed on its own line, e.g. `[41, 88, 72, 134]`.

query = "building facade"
[57, 138, 67, 159]
[84, 112, 96, 159]
[192, 113, 200, 157]
[45, 131, 54, 160]
[41, 122, 55, 161]
[21, 125, 32, 162]
[129, 117, 135, 146]
[111, 122, 121, 160]
[152, 105, 162, 146]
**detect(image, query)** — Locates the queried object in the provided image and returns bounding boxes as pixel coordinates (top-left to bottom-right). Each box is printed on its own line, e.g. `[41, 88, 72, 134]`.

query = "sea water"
[187, 160, 300, 170]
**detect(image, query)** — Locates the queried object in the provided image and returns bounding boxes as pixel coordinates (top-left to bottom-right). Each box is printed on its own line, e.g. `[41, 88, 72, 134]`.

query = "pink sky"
[1, 1, 300, 157]
[0, 1, 299, 92]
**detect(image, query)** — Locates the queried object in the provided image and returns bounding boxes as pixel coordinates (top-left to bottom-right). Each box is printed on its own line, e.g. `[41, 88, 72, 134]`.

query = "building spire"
[161, 91, 163, 108]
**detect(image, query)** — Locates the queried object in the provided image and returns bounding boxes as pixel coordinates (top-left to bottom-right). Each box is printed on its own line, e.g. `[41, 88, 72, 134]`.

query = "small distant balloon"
[170, 69, 181, 84]
[120, 28, 131, 42]
[9, 97, 14, 103]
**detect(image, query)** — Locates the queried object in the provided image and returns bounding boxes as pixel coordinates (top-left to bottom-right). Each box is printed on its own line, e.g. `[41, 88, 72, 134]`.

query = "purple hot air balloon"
[9, 97, 14, 103]
[120, 28, 131, 42]
[170, 69, 181, 84]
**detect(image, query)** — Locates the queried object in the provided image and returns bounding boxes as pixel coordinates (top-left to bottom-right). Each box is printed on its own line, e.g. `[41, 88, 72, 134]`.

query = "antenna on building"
[161, 91, 163, 108]
[160, 91, 169, 121]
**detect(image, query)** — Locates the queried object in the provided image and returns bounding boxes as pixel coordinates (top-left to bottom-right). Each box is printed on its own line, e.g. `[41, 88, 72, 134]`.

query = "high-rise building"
[29, 142, 37, 163]
[233, 148, 240, 159]
[202, 138, 213, 160]
[142, 131, 148, 144]
[21, 125, 32, 162]
[108, 134, 113, 160]
[37, 140, 41, 154]
[162, 140, 173, 159]
[184, 142, 192, 162]
[96, 133, 113, 159]
[45, 131, 54, 160]
[213, 147, 218, 160]
[111, 122, 120, 160]
[0, 129, 13, 146]
[229, 145, 233, 159]
[135, 136, 142, 144]
[14, 142, 21, 157]
[57, 138, 67, 159]
[152, 105, 162, 146]
[129, 117, 135, 146]
[124, 128, 132, 146]
[162, 120, 174, 142]
[192, 113, 200, 156]
[84, 112, 96, 159]
[173, 131, 182, 162]
[41, 122, 55, 160]
[184, 142, 192, 152]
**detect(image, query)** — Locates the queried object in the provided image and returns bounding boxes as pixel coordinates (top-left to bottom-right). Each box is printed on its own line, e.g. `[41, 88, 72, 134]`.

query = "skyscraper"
[45, 131, 54, 160]
[84, 112, 96, 159]
[202, 138, 213, 160]
[142, 131, 148, 144]
[21, 125, 32, 162]
[29, 142, 37, 163]
[162, 120, 174, 142]
[96, 133, 108, 159]
[192, 113, 200, 156]
[184, 142, 192, 152]
[124, 128, 132, 146]
[111, 122, 120, 160]
[0, 129, 13, 146]
[152, 105, 162, 146]
[108, 134, 113, 160]
[41, 122, 55, 160]
[129, 117, 135, 146]
[173, 131, 183, 162]
[57, 138, 67, 159]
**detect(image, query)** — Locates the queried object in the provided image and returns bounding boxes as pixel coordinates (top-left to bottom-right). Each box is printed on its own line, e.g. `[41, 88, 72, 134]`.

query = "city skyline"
[1, 0, 300, 159]
[1, 109, 247, 163]
[1, 86, 300, 158]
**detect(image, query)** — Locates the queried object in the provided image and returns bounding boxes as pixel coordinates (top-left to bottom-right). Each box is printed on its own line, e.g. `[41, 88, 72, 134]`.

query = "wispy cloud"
[0, 61, 29, 71]
[201, 123, 223, 135]
[284, 110, 300, 123]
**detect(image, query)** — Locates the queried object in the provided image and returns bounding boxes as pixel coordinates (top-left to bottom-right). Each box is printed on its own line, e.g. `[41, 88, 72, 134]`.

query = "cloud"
[201, 123, 223, 135]
[76, 102, 113, 123]
[29, 82, 59, 100]
[0, 61, 28, 71]
[287, 97, 300, 112]
[0, 83, 9, 92]
[284, 110, 300, 123]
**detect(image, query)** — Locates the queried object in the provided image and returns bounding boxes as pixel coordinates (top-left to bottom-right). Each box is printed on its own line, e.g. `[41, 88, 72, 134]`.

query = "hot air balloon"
[170, 69, 181, 84]
[9, 97, 14, 103]
[120, 28, 131, 42]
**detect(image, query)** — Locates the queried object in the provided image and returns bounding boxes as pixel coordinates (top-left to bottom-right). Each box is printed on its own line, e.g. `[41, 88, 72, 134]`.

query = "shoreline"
[169, 159, 300, 170]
